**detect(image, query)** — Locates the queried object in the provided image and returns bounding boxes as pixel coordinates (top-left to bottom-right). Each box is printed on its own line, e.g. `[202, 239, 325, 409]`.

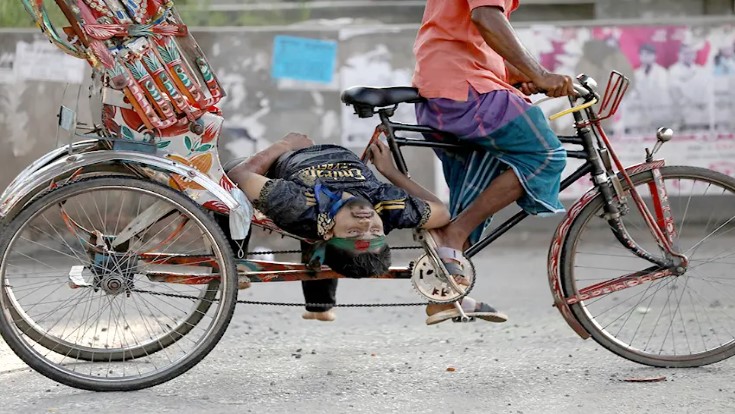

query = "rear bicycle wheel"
[561, 166, 735, 367]
[0, 176, 238, 391]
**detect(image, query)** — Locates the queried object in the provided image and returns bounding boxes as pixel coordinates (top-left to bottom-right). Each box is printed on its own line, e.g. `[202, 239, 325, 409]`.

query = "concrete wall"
[1, 5, 735, 253]
[0, 32, 83, 189]
[0, 26, 440, 194]
[1, 8, 735, 211]
[2, 15, 735, 192]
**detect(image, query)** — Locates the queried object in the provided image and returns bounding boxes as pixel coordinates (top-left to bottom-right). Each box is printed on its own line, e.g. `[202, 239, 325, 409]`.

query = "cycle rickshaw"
[2, 0, 735, 392]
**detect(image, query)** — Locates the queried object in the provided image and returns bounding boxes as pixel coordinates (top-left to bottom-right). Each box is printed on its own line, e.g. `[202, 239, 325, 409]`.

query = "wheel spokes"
[567, 169, 735, 364]
[0, 178, 234, 390]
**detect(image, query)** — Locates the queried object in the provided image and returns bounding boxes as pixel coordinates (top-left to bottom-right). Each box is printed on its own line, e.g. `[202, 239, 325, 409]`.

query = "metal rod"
[380, 112, 410, 175]
[560, 162, 594, 191]
[566, 150, 589, 159]
[389, 122, 439, 134]
[394, 138, 464, 150]
[559, 135, 584, 145]
[465, 210, 529, 258]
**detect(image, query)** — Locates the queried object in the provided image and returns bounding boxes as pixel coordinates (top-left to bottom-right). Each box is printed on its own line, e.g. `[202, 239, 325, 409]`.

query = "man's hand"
[367, 139, 399, 178]
[280, 132, 314, 151]
[516, 82, 541, 96]
[530, 72, 576, 98]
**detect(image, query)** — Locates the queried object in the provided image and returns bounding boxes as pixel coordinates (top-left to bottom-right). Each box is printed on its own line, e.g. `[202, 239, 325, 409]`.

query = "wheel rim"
[567, 169, 735, 363]
[0, 180, 234, 386]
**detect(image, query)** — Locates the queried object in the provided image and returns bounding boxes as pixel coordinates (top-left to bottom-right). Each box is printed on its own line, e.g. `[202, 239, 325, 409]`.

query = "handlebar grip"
[573, 83, 589, 96]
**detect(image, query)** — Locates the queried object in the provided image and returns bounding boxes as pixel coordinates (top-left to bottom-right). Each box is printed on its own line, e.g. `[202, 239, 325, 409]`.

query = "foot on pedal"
[425, 297, 507, 325]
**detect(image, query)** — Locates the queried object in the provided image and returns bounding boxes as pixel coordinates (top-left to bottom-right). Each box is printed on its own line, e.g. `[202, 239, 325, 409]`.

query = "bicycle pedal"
[451, 316, 476, 323]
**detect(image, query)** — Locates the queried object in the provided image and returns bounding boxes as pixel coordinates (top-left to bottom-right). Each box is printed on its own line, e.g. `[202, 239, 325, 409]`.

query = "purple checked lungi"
[415, 88, 567, 243]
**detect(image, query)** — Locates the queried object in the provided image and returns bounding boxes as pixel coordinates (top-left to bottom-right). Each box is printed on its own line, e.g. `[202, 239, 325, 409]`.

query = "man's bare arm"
[379, 168, 451, 228]
[471, 6, 575, 97]
[238, 133, 313, 175]
[505, 61, 530, 84]
[380, 167, 442, 205]
[367, 140, 450, 228]
[228, 133, 313, 201]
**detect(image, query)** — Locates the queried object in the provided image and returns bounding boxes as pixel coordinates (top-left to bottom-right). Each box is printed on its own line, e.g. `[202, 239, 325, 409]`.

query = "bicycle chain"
[243, 245, 422, 256]
[132, 245, 428, 308]
[131, 289, 428, 307]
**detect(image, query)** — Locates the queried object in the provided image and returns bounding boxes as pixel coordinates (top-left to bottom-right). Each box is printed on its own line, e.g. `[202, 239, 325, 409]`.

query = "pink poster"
[519, 23, 735, 198]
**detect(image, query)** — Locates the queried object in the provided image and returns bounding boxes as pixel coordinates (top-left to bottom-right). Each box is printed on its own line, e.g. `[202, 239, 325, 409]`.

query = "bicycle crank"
[410, 253, 475, 304]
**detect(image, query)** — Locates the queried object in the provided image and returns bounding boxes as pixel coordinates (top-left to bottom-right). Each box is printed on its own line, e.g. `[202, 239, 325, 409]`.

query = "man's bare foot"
[302, 309, 336, 322]
[428, 226, 468, 252]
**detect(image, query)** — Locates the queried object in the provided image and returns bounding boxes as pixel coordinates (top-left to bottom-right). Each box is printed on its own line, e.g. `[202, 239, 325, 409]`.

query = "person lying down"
[227, 132, 506, 325]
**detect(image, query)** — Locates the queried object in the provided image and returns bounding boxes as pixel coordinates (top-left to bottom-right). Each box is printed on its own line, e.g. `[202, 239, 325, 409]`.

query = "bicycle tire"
[5, 169, 216, 363]
[0, 164, 139, 224]
[560, 166, 735, 367]
[3, 175, 220, 362]
[0, 176, 238, 391]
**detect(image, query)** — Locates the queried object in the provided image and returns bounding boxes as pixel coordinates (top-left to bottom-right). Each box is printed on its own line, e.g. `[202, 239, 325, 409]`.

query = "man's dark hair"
[323, 243, 391, 279]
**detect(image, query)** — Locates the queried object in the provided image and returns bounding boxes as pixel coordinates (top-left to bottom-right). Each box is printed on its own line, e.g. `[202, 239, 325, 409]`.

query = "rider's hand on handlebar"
[516, 82, 541, 96]
[530, 72, 577, 98]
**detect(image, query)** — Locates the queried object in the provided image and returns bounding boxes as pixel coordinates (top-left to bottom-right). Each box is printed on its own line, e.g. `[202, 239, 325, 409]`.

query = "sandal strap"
[460, 297, 477, 312]
[474, 302, 500, 313]
[436, 246, 465, 276]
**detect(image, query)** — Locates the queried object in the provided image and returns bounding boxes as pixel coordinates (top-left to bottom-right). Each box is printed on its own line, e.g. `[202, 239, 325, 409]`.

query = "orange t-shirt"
[412, 0, 524, 102]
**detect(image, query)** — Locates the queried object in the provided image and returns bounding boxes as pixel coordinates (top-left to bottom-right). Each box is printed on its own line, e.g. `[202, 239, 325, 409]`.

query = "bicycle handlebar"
[546, 80, 600, 120]
[548, 97, 598, 121]
[517, 76, 600, 121]
[573, 83, 592, 98]
[513, 81, 596, 101]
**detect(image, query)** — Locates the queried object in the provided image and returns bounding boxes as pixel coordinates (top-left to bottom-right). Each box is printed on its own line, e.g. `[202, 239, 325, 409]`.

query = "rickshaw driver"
[409, 0, 576, 321]
[227, 132, 507, 325]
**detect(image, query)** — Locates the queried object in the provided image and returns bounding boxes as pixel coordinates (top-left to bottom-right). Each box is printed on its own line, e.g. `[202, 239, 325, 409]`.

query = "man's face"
[328, 198, 385, 240]
[639, 49, 656, 66]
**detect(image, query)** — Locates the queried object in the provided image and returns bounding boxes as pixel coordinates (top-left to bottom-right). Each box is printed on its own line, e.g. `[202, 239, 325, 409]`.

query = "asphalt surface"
[1, 235, 734, 414]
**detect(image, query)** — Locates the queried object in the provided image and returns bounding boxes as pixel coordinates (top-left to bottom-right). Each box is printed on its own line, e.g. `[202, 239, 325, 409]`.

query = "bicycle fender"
[0, 149, 249, 225]
[0, 140, 102, 208]
[547, 159, 666, 340]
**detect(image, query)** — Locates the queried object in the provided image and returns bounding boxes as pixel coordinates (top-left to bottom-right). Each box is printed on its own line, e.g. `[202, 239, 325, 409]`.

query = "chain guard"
[410, 253, 475, 304]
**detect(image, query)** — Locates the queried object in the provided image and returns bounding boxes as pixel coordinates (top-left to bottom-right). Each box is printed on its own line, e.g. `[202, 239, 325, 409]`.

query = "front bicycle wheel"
[561, 166, 735, 367]
[0, 177, 238, 391]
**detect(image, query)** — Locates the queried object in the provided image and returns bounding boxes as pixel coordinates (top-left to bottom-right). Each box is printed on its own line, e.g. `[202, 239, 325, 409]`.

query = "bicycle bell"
[646, 127, 674, 161]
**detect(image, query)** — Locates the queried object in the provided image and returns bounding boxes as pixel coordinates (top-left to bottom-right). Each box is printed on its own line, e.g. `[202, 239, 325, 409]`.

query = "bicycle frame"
[14, 2, 732, 392]
[223, 118, 599, 284]
[348, 88, 683, 339]
[53, 72, 681, 341]
[373, 111, 596, 258]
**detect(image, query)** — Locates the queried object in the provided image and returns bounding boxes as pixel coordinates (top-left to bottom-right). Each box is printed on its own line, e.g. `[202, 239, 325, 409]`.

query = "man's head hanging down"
[309, 191, 391, 278]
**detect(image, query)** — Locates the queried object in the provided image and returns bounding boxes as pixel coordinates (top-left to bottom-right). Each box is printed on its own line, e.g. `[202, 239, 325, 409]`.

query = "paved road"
[1, 236, 734, 414]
